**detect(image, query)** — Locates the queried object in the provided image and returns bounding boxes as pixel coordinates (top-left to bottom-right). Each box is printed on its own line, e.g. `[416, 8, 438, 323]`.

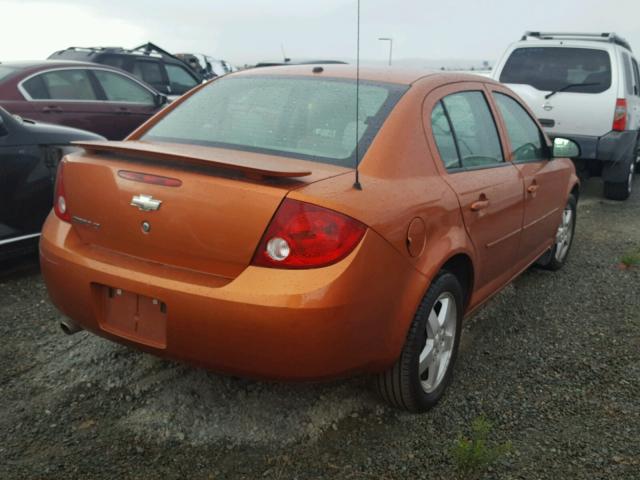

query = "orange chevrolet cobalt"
[40, 66, 580, 412]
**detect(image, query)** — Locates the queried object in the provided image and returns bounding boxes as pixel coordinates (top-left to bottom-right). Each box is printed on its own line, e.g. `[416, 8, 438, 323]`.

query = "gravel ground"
[1, 177, 639, 480]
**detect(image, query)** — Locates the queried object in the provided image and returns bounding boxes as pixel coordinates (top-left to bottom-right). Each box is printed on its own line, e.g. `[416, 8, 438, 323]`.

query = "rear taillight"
[613, 98, 627, 131]
[54, 160, 71, 222]
[252, 199, 366, 269]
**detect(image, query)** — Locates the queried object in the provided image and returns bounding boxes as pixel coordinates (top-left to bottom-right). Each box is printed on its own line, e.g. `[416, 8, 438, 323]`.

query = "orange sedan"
[40, 66, 580, 412]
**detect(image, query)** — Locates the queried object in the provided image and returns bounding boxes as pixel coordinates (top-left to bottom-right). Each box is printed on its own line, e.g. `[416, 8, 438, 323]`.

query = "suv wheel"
[603, 160, 634, 201]
[375, 272, 463, 412]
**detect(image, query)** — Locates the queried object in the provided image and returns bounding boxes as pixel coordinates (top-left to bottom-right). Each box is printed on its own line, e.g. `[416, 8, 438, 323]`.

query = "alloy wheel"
[554, 204, 574, 263]
[419, 292, 457, 393]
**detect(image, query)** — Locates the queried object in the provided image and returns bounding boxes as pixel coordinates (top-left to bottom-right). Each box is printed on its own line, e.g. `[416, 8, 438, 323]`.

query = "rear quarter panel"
[291, 77, 476, 335]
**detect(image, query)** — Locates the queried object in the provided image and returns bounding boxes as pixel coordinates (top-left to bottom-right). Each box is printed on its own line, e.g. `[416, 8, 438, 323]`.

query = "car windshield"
[143, 75, 407, 167]
[500, 47, 612, 93]
[0, 65, 20, 82]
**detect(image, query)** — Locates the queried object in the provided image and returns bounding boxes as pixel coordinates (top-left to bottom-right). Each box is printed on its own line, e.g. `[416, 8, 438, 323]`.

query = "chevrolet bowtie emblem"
[130, 194, 162, 212]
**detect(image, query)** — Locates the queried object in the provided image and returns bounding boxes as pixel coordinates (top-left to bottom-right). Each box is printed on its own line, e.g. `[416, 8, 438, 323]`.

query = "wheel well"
[441, 254, 474, 310]
[570, 184, 580, 202]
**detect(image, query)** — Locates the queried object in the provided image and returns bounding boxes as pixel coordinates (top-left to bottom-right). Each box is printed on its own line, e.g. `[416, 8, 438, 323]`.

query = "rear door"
[164, 63, 200, 96]
[88, 68, 159, 139]
[132, 59, 169, 95]
[490, 86, 568, 264]
[20, 68, 114, 137]
[425, 83, 524, 292]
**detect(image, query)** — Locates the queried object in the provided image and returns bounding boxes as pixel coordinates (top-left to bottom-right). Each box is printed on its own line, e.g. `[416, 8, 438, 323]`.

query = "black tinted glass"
[500, 47, 611, 93]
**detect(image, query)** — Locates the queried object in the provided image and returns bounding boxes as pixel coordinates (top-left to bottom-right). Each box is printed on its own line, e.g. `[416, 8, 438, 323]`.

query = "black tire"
[375, 272, 463, 412]
[537, 194, 577, 271]
[604, 160, 634, 201]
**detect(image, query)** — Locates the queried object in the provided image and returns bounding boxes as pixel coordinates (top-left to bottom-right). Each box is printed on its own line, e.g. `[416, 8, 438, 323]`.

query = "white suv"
[493, 32, 639, 200]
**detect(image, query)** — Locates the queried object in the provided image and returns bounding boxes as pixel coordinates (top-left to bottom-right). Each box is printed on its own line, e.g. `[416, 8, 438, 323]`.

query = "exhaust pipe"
[60, 318, 82, 335]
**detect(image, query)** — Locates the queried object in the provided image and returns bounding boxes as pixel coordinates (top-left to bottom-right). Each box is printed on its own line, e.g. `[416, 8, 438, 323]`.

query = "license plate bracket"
[98, 286, 167, 349]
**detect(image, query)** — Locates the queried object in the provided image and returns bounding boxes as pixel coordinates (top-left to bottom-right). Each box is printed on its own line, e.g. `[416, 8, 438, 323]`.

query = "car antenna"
[353, 0, 363, 190]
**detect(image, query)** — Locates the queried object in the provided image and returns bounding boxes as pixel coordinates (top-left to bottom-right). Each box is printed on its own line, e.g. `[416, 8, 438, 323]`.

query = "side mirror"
[552, 137, 580, 159]
[0, 115, 7, 137]
[154, 93, 168, 107]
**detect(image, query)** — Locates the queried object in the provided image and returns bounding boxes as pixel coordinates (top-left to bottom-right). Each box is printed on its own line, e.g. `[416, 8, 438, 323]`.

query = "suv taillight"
[251, 199, 366, 269]
[613, 98, 628, 131]
[54, 160, 71, 222]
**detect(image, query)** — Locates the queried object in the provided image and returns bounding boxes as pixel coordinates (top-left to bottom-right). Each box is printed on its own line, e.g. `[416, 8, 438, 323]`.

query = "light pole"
[378, 37, 393, 66]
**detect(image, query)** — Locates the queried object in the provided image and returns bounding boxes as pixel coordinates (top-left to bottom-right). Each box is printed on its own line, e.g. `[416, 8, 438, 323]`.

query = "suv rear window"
[143, 76, 407, 167]
[500, 47, 612, 94]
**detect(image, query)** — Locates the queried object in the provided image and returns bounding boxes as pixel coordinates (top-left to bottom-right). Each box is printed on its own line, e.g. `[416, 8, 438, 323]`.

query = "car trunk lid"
[62, 141, 350, 279]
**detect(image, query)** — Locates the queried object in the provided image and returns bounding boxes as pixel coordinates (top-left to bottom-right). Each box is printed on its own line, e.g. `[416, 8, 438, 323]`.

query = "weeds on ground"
[450, 415, 512, 480]
[620, 248, 640, 269]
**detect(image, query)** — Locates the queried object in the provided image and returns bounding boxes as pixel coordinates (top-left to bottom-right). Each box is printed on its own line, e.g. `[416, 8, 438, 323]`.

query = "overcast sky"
[1, 0, 639, 67]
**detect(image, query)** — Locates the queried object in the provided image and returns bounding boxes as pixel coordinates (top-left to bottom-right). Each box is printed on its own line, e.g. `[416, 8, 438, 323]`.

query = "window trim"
[18, 66, 158, 104]
[431, 89, 506, 172]
[491, 90, 551, 164]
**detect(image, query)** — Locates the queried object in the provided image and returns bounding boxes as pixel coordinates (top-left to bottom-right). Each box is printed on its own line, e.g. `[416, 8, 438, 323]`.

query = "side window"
[632, 58, 640, 96]
[100, 55, 127, 70]
[22, 75, 49, 99]
[23, 70, 97, 101]
[494, 93, 547, 162]
[133, 60, 164, 89]
[622, 52, 634, 96]
[165, 64, 198, 95]
[92, 70, 155, 104]
[442, 91, 504, 168]
[431, 102, 461, 169]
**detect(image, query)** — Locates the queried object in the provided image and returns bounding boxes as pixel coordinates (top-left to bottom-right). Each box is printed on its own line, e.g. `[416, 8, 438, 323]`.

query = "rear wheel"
[537, 194, 577, 271]
[603, 159, 634, 201]
[375, 272, 463, 412]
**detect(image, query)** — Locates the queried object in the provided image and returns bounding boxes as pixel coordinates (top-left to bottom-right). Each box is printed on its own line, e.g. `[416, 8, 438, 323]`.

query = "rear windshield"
[143, 76, 407, 167]
[500, 47, 612, 93]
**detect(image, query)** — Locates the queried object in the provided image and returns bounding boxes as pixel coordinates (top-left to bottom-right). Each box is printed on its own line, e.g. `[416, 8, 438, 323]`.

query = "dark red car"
[0, 61, 167, 140]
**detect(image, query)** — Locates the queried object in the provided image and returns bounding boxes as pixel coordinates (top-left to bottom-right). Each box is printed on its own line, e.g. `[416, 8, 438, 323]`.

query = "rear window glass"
[0, 66, 19, 82]
[500, 47, 612, 94]
[143, 76, 407, 166]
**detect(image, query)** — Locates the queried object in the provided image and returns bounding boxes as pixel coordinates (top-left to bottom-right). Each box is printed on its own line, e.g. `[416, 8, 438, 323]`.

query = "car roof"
[0, 59, 121, 72]
[234, 64, 499, 87]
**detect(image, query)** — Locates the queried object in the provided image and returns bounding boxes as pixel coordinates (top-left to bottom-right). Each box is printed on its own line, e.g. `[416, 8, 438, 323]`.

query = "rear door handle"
[42, 105, 63, 113]
[470, 199, 489, 211]
[116, 107, 132, 115]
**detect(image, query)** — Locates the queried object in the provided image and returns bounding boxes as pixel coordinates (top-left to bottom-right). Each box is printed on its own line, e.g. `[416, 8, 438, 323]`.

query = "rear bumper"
[39, 214, 425, 380]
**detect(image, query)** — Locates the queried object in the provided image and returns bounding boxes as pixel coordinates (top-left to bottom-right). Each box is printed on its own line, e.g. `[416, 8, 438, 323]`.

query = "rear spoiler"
[72, 140, 312, 178]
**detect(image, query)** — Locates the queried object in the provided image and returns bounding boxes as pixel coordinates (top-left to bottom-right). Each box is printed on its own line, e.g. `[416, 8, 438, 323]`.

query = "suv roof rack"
[521, 31, 632, 52]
